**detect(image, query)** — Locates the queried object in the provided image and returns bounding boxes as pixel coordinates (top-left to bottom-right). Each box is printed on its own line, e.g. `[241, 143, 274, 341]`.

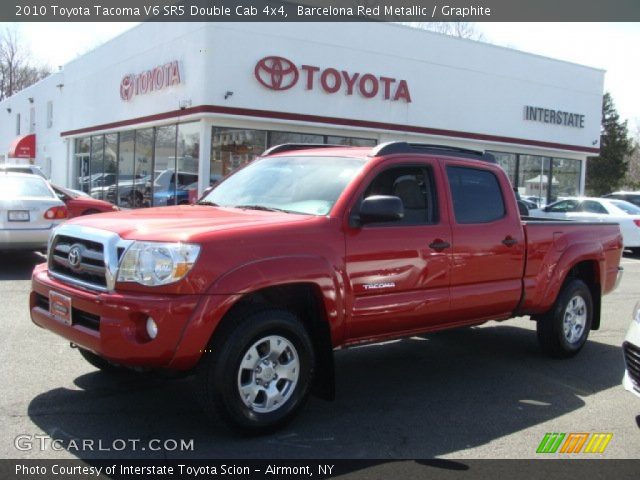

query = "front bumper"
[30, 264, 235, 370]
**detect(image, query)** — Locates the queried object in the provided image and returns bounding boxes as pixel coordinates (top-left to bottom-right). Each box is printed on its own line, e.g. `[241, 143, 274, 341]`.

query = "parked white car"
[623, 302, 640, 399]
[530, 197, 640, 252]
[0, 173, 68, 251]
[0, 163, 48, 179]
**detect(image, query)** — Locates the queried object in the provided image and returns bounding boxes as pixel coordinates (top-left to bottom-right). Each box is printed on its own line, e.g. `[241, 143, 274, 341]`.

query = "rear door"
[344, 158, 452, 340]
[445, 162, 526, 320]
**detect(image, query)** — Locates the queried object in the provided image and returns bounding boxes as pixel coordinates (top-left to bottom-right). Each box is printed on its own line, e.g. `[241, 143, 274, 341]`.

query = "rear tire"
[537, 279, 593, 358]
[196, 308, 315, 434]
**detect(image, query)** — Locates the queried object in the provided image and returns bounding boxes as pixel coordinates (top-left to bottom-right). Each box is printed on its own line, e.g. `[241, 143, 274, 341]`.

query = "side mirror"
[543, 206, 551, 212]
[356, 195, 404, 225]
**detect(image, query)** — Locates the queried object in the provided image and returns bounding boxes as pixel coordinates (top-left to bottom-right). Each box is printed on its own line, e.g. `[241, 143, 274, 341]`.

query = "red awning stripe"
[8, 134, 36, 158]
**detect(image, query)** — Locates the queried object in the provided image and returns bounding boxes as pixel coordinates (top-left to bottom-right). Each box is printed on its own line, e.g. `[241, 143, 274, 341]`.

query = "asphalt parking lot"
[0, 250, 639, 461]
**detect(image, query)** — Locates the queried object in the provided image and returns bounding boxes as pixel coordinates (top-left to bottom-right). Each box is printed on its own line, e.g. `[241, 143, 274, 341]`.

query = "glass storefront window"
[116, 131, 136, 207]
[518, 155, 551, 207]
[269, 131, 324, 146]
[488, 151, 517, 185]
[211, 127, 267, 180]
[550, 158, 581, 202]
[326, 136, 376, 147]
[134, 128, 154, 207]
[74, 137, 91, 193]
[171, 122, 200, 205]
[89, 136, 106, 200]
[152, 125, 177, 207]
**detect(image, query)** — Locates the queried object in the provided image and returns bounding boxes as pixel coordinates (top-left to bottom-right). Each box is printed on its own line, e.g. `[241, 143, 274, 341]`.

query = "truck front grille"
[46, 225, 132, 293]
[624, 341, 640, 391]
[49, 235, 107, 289]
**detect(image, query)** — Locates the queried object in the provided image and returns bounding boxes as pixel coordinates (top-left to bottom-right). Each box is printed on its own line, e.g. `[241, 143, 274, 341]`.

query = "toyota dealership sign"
[120, 60, 182, 102]
[254, 56, 412, 102]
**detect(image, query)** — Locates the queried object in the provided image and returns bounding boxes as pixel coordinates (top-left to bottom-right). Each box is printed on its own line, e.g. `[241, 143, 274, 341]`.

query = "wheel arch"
[204, 282, 336, 401]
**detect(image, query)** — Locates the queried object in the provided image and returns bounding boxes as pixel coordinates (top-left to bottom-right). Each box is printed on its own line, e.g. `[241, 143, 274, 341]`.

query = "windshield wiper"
[196, 200, 219, 206]
[233, 204, 290, 213]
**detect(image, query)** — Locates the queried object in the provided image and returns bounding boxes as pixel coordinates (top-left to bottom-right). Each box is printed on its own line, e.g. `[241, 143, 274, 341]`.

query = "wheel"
[537, 279, 593, 358]
[78, 347, 129, 374]
[196, 308, 315, 433]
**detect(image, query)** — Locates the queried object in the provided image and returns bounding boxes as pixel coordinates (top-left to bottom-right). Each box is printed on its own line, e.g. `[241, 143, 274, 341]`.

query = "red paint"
[30, 146, 621, 371]
[8, 134, 36, 158]
[60, 104, 600, 154]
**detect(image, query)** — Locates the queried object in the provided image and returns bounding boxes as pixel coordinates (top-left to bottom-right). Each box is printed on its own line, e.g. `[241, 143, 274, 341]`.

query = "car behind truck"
[30, 142, 624, 432]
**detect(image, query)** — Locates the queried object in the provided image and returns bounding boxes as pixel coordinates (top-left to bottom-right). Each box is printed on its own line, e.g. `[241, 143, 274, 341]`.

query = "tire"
[537, 279, 593, 358]
[196, 308, 315, 434]
[78, 348, 129, 374]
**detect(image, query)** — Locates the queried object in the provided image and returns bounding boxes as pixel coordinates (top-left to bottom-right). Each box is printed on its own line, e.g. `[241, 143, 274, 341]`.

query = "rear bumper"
[0, 226, 54, 250]
[30, 264, 237, 371]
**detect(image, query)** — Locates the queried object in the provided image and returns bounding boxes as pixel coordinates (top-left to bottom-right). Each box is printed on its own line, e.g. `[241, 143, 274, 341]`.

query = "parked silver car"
[0, 173, 67, 251]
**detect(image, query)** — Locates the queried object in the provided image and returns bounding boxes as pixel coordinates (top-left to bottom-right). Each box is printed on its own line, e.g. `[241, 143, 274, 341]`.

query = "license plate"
[8, 210, 29, 222]
[49, 291, 72, 326]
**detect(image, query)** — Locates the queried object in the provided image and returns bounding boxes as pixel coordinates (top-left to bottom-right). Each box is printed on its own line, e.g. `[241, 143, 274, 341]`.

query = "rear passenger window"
[447, 166, 505, 224]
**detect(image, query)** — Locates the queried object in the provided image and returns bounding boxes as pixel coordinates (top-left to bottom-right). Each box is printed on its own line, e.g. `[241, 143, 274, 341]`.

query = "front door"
[344, 160, 452, 341]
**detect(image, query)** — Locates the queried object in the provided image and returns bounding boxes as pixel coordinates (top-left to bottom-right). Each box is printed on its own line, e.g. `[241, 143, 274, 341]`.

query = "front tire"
[196, 309, 315, 433]
[537, 279, 593, 358]
[78, 348, 128, 374]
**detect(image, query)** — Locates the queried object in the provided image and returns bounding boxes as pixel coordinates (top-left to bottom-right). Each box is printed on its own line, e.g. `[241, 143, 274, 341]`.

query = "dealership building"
[0, 22, 604, 208]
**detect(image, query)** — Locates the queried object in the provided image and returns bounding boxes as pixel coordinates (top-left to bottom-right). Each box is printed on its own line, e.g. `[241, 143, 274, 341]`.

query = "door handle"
[429, 240, 451, 251]
[502, 236, 518, 247]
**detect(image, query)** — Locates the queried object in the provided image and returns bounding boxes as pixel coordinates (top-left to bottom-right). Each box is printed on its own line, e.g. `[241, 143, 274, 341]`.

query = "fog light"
[146, 317, 158, 340]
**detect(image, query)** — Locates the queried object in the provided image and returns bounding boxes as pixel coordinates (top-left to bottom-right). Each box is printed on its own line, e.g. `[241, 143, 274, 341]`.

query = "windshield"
[201, 156, 366, 215]
[609, 199, 640, 215]
[0, 175, 54, 199]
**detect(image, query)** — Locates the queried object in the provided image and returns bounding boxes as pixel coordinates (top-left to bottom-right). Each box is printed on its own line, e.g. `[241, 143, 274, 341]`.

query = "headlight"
[117, 241, 200, 286]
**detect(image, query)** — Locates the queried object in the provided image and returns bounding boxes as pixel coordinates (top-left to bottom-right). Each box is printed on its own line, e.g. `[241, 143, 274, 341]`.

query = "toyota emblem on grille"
[68, 245, 83, 269]
[254, 56, 299, 91]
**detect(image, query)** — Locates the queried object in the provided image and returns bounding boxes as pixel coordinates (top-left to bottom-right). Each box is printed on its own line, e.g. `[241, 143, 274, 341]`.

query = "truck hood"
[65, 205, 315, 242]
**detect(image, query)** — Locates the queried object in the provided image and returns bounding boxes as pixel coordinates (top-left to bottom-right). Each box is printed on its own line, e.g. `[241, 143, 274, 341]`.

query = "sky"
[3, 21, 639, 133]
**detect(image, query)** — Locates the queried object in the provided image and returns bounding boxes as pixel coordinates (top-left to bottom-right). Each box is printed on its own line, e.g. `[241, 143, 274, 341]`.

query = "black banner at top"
[3, 0, 640, 22]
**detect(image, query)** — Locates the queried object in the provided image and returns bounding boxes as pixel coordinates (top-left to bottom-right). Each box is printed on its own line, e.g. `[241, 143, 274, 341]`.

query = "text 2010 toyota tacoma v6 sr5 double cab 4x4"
[30, 142, 624, 432]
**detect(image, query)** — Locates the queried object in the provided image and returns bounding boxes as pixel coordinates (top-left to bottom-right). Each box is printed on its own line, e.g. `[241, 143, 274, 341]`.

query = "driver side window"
[362, 166, 437, 225]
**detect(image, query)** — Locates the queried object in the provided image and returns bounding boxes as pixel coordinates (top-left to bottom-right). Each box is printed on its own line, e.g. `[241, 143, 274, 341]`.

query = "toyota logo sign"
[253, 55, 412, 103]
[68, 244, 83, 270]
[254, 56, 299, 91]
[120, 74, 135, 101]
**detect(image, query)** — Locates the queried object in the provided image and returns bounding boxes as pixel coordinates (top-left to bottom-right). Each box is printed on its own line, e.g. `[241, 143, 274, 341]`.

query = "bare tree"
[0, 28, 50, 100]
[404, 22, 486, 41]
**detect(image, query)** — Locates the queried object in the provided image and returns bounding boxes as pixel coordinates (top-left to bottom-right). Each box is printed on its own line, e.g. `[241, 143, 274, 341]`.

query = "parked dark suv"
[603, 192, 640, 208]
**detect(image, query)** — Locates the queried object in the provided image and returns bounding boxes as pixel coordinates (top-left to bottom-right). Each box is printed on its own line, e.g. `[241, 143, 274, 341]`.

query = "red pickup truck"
[30, 142, 623, 432]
